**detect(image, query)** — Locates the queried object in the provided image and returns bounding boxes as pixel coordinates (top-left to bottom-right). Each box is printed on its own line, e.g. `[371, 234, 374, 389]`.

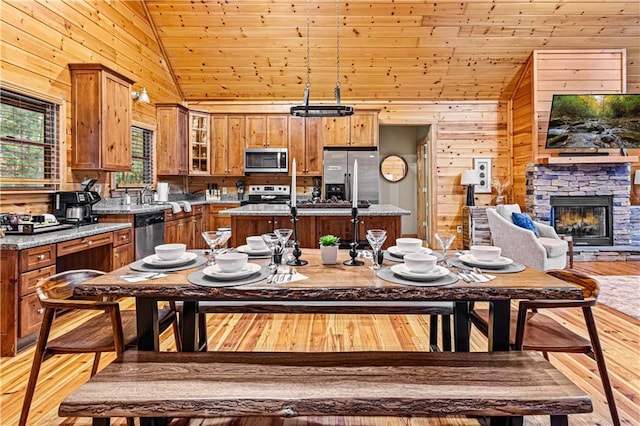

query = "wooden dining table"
[74, 249, 585, 354]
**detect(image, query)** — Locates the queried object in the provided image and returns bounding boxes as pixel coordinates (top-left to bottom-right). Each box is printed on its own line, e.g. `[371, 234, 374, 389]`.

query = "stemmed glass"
[261, 232, 280, 273]
[274, 228, 293, 262]
[365, 229, 387, 270]
[201, 231, 227, 265]
[434, 232, 456, 258]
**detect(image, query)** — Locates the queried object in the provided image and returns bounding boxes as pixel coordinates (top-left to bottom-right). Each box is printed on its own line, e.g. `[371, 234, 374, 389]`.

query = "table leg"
[135, 299, 159, 351]
[454, 302, 470, 352]
[180, 301, 199, 352]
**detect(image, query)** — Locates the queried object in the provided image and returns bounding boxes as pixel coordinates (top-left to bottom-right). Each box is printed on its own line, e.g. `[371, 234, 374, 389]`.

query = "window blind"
[0, 88, 60, 189]
[115, 126, 153, 186]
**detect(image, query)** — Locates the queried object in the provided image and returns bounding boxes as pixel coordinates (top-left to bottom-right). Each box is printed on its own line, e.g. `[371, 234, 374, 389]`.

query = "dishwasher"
[134, 212, 165, 260]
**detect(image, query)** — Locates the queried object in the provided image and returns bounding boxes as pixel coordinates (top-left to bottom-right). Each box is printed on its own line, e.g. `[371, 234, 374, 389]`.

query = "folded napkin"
[120, 272, 167, 282]
[179, 200, 192, 212]
[167, 201, 181, 213]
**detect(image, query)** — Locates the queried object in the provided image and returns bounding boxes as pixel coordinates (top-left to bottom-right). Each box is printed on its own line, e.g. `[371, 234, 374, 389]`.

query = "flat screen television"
[544, 94, 640, 152]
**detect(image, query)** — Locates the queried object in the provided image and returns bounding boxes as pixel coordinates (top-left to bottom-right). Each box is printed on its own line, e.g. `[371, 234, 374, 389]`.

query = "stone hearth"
[526, 162, 640, 261]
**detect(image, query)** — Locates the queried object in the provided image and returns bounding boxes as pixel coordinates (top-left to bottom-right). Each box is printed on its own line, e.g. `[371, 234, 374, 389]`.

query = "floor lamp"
[461, 170, 481, 206]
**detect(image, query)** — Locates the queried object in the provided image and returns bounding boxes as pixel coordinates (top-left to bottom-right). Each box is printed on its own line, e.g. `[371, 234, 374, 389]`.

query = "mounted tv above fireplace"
[544, 94, 640, 153]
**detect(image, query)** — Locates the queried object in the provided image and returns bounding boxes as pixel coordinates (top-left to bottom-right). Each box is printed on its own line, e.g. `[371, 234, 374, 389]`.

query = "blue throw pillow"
[512, 212, 539, 237]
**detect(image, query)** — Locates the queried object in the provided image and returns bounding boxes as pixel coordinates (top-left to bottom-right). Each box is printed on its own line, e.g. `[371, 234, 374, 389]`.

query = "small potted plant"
[319, 234, 340, 265]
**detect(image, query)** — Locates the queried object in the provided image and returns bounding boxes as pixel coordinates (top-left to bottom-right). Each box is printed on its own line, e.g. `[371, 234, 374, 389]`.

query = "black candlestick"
[343, 207, 364, 266]
[287, 206, 308, 266]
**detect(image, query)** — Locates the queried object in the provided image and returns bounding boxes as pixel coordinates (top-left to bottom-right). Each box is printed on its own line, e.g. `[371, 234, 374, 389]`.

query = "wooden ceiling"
[143, 1, 640, 102]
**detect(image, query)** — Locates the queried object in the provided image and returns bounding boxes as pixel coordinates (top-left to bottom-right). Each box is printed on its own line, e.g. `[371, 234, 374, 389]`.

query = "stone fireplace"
[525, 162, 632, 247]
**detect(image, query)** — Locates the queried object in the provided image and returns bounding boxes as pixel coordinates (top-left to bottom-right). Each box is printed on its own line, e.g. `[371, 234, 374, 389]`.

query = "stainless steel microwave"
[244, 148, 288, 173]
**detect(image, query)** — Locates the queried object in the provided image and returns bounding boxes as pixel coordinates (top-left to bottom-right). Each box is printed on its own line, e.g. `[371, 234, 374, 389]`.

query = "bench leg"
[454, 302, 470, 352]
[92, 419, 110, 426]
[550, 415, 568, 426]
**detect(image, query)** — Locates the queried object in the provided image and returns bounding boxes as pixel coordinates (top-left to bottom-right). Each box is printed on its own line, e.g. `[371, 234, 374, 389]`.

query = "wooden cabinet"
[230, 215, 315, 248]
[316, 215, 399, 250]
[156, 104, 189, 175]
[188, 111, 211, 175]
[211, 115, 245, 175]
[69, 64, 133, 170]
[164, 210, 196, 248]
[462, 206, 492, 249]
[206, 203, 236, 232]
[192, 205, 207, 249]
[322, 111, 379, 147]
[245, 115, 288, 148]
[112, 228, 134, 269]
[288, 117, 323, 175]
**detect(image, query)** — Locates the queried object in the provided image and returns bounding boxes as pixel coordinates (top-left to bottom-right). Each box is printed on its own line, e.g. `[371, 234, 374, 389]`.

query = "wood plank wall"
[510, 49, 640, 207]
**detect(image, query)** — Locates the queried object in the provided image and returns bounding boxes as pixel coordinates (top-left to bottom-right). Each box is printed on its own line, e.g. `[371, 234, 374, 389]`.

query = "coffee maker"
[53, 191, 101, 225]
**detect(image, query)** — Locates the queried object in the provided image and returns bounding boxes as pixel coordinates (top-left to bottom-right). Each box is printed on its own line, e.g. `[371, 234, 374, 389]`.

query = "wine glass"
[201, 231, 224, 265]
[274, 228, 293, 262]
[366, 229, 387, 270]
[261, 232, 280, 273]
[434, 232, 456, 258]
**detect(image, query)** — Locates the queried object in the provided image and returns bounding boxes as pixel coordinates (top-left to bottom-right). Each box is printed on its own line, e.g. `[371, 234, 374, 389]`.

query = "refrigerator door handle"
[344, 173, 351, 201]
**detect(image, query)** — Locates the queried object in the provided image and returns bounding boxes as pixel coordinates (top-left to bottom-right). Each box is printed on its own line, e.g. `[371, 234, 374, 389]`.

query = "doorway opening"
[378, 125, 432, 241]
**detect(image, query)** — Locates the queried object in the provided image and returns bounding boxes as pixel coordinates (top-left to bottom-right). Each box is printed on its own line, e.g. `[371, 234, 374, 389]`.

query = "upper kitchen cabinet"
[245, 115, 288, 148]
[211, 115, 245, 175]
[188, 111, 211, 175]
[69, 64, 134, 170]
[156, 104, 189, 175]
[288, 117, 322, 175]
[322, 111, 379, 147]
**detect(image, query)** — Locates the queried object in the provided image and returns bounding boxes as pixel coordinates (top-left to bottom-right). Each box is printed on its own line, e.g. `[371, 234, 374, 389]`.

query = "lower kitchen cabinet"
[192, 205, 207, 249]
[164, 212, 195, 248]
[206, 203, 236, 232]
[231, 215, 316, 248]
[315, 215, 399, 250]
[0, 226, 134, 357]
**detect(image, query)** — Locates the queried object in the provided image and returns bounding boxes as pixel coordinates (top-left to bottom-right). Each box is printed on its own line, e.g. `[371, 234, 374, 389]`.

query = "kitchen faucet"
[139, 185, 153, 204]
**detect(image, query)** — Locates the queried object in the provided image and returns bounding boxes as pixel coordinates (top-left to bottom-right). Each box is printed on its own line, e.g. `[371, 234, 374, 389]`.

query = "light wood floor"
[1, 261, 638, 425]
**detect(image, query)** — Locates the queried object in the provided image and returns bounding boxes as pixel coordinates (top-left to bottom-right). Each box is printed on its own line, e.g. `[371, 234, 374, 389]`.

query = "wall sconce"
[461, 169, 481, 206]
[131, 88, 150, 104]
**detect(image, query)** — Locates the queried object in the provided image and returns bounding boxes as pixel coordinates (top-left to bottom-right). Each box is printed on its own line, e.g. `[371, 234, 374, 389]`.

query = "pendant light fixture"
[290, 0, 354, 117]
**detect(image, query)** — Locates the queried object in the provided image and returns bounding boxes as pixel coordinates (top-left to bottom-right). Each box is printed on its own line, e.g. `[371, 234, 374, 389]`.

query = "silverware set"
[444, 261, 492, 283]
[267, 267, 297, 284]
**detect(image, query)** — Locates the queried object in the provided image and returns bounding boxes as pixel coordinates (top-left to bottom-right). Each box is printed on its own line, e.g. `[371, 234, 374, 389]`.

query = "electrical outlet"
[222, 187, 228, 194]
[456, 226, 463, 233]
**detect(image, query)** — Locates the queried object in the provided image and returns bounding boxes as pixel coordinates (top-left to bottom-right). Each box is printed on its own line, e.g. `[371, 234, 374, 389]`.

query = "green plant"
[319, 234, 340, 246]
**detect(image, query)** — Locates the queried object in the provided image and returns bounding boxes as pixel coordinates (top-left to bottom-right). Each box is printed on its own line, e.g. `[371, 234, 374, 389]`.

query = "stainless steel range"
[242, 185, 291, 205]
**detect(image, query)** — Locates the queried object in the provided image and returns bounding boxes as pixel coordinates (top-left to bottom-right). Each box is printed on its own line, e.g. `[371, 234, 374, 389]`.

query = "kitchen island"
[220, 204, 410, 248]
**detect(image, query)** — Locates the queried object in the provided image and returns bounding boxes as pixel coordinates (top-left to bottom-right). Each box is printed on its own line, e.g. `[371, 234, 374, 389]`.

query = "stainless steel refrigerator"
[323, 148, 379, 203]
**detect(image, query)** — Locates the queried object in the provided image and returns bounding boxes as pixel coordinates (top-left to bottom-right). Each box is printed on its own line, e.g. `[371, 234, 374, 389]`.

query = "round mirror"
[380, 155, 408, 182]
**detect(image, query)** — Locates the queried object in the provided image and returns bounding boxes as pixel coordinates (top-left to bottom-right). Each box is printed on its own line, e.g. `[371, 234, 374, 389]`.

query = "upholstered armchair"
[486, 204, 568, 271]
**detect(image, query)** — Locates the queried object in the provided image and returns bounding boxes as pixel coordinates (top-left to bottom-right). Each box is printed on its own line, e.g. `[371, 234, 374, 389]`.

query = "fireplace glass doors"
[550, 196, 613, 246]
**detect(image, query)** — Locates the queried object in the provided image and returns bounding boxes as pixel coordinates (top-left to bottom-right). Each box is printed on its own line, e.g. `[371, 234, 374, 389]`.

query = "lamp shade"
[635, 170, 640, 185]
[461, 169, 480, 186]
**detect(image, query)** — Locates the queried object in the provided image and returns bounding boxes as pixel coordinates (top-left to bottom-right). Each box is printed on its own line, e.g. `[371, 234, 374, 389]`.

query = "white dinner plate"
[390, 264, 449, 281]
[387, 245, 432, 258]
[202, 263, 261, 281]
[143, 251, 198, 267]
[459, 254, 514, 268]
[236, 244, 272, 256]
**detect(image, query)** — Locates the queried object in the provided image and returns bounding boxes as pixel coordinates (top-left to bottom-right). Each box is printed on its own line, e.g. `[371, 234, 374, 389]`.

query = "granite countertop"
[219, 204, 411, 216]
[92, 199, 242, 215]
[1, 223, 132, 250]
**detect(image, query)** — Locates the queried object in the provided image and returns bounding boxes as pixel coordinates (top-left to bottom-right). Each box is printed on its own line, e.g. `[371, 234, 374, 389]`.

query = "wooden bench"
[59, 350, 592, 426]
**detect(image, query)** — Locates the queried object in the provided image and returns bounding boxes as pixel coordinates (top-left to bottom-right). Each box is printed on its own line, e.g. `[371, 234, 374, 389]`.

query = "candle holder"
[343, 207, 364, 266]
[287, 206, 308, 266]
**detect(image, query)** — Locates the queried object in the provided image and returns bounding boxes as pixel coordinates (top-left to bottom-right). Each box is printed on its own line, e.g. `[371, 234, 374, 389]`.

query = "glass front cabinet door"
[189, 111, 211, 174]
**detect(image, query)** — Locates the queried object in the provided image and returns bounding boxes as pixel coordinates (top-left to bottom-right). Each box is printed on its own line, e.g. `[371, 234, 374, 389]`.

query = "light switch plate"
[473, 158, 492, 193]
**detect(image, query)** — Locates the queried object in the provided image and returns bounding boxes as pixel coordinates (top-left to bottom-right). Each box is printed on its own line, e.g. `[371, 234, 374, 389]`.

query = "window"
[0, 88, 60, 189]
[115, 126, 153, 187]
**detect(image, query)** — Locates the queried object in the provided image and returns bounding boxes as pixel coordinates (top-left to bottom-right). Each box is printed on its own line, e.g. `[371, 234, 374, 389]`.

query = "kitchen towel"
[179, 200, 192, 212]
[167, 201, 181, 214]
[157, 182, 169, 202]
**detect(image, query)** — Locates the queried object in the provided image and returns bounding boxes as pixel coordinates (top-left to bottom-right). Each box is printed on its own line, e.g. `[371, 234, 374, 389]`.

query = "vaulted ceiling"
[143, 1, 640, 103]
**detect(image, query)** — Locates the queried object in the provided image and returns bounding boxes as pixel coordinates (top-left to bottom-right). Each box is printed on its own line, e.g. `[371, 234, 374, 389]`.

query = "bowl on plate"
[403, 253, 437, 273]
[154, 243, 186, 261]
[470, 245, 502, 262]
[396, 238, 423, 253]
[215, 252, 249, 273]
[246, 236, 268, 251]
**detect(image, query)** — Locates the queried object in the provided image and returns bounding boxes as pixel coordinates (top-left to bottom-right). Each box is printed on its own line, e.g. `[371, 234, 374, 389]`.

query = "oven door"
[244, 148, 288, 173]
